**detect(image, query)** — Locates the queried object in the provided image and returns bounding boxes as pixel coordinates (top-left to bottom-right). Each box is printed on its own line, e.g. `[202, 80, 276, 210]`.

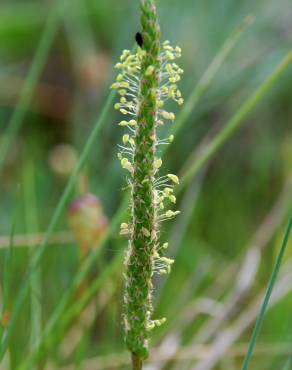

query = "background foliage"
[0, 0, 291, 369]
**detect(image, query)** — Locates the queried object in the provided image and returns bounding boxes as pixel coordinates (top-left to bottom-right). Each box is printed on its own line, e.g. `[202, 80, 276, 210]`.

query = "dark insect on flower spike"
[135, 32, 143, 47]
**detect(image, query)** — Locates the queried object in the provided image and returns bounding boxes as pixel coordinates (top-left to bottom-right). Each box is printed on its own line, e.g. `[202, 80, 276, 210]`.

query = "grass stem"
[132, 353, 143, 370]
[241, 214, 292, 370]
[0, 0, 64, 178]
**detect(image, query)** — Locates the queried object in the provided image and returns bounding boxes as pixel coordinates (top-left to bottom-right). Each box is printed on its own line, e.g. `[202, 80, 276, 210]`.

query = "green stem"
[132, 353, 143, 370]
[171, 15, 254, 139]
[0, 0, 64, 178]
[0, 89, 116, 361]
[23, 160, 42, 351]
[241, 214, 292, 370]
[124, 0, 161, 360]
[180, 50, 292, 189]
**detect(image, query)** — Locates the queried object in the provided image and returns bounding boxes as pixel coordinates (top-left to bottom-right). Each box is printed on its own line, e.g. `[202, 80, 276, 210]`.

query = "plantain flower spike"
[111, 0, 183, 364]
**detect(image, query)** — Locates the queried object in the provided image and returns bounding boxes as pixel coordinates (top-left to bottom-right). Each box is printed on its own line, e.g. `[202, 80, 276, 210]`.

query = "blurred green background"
[0, 0, 291, 369]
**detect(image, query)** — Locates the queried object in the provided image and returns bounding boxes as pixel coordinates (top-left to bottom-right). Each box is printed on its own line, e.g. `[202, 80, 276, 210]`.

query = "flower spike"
[111, 0, 184, 363]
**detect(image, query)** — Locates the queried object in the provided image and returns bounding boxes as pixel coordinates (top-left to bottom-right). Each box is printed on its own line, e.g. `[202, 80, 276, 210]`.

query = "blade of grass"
[0, 0, 64, 178]
[155, 181, 292, 369]
[241, 214, 292, 370]
[45, 252, 124, 356]
[0, 224, 15, 342]
[180, 50, 292, 189]
[0, 89, 116, 360]
[23, 160, 42, 351]
[0, 213, 18, 366]
[281, 356, 292, 370]
[170, 15, 254, 139]
[18, 199, 127, 370]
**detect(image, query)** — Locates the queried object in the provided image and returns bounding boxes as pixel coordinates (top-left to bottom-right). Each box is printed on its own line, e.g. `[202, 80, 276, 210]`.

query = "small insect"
[135, 32, 143, 47]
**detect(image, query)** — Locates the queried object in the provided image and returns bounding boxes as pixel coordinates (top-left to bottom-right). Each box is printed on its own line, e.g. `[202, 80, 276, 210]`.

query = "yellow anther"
[165, 210, 180, 218]
[160, 256, 174, 264]
[161, 111, 175, 120]
[166, 51, 175, 60]
[119, 81, 129, 88]
[166, 64, 173, 75]
[121, 158, 133, 173]
[163, 187, 173, 195]
[167, 174, 179, 184]
[122, 134, 130, 144]
[145, 65, 155, 76]
[154, 158, 162, 169]
[169, 195, 176, 203]
[142, 227, 151, 237]
[111, 82, 120, 89]
[120, 49, 130, 61]
[165, 210, 174, 218]
[118, 120, 128, 126]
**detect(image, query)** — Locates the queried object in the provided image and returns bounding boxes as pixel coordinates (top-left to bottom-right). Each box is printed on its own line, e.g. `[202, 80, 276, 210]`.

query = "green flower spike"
[111, 0, 183, 368]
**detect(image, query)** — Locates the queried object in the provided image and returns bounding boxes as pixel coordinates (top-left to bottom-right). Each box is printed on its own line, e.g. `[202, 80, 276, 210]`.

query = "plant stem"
[0, 88, 116, 361]
[241, 214, 292, 370]
[180, 50, 292, 189]
[124, 0, 161, 360]
[0, 0, 64, 178]
[132, 353, 143, 370]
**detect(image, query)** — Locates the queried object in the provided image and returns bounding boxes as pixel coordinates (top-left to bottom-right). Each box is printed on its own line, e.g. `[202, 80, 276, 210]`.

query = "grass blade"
[23, 160, 42, 351]
[0, 89, 116, 360]
[0, 0, 63, 178]
[18, 199, 127, 370]
[281, 356, 292, 370]
[241, 214, 292, 370]
[171, 15, 254, 139]
[180, 50, 292, 189]
[0, 225, 15, 341]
